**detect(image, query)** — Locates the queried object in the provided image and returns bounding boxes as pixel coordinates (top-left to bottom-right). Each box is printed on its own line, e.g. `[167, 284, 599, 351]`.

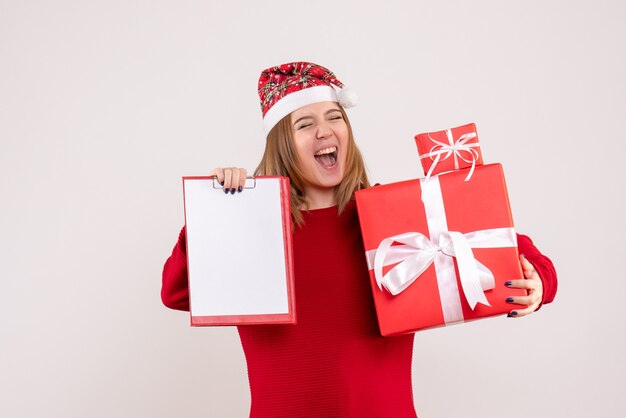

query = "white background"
[1, 1, 624, 417]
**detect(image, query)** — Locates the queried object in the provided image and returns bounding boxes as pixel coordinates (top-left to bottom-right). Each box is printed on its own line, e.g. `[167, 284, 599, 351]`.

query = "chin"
[319, 178, 344, 189]
[306, 173, 342, 189]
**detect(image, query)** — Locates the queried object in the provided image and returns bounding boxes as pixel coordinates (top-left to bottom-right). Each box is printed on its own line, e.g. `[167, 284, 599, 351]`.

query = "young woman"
[161, 62, 558, 418]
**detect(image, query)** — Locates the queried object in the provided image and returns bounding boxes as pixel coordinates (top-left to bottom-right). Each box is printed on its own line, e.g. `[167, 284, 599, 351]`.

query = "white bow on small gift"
[420, 129, 481, 181]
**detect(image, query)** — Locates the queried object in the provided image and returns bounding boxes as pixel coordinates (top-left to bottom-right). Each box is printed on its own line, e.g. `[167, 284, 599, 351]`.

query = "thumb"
[520, 254, 535, 276]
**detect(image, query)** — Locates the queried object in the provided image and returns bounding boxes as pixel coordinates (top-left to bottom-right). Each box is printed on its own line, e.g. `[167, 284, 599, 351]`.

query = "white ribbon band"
[365, 176, 517, 324]
[419, 129, 480, 182]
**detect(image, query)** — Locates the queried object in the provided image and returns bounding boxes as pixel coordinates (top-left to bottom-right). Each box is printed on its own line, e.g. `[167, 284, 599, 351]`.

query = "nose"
[315, 122, 333, 140]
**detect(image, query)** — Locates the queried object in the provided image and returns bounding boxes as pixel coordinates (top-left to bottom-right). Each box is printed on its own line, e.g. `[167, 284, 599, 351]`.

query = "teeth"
[314, 146, 337, 156]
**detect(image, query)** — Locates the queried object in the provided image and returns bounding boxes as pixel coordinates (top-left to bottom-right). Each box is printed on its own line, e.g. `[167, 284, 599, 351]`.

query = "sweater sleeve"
[161, 226, 191, 311]
[516, 233, 558, 311]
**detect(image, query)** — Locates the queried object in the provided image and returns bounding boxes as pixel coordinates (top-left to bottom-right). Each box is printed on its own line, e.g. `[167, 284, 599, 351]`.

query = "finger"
[508, 289, 541, 306]
[504, 279, 535, 289]
[223, 168, 233, 192]
[505, 295, 533, 306]
[238, 168, 248, 192]
[208, 168, 225, 186]
[230, 168, 240, 195]
[507, 302, 540, 318]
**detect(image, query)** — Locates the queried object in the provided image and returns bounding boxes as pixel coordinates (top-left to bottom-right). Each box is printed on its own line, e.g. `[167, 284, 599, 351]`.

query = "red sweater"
[162, 200, 557, 417]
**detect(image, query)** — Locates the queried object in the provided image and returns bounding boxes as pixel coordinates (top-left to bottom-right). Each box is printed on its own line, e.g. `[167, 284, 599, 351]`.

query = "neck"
[302, 186, 337, 210]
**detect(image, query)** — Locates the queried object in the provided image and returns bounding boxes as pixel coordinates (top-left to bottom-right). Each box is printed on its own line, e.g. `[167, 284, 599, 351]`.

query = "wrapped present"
[355, 164, 525, 336]
[415, 123, 483, 180]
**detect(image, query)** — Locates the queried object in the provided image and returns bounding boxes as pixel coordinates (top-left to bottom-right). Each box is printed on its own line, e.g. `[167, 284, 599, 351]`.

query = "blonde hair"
[254, 105, 369, 225]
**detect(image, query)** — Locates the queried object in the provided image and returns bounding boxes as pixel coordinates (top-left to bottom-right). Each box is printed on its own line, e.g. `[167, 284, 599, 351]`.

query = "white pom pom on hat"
[336, 86, 358, 108]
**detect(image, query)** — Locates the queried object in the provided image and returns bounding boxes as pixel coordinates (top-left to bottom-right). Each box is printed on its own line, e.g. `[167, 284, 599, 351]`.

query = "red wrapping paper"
[355, 164, 525, 336]
[415, 123, 483, 178]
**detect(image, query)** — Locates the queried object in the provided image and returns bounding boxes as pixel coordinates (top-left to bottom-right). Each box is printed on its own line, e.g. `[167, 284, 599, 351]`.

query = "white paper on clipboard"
[182, 176, 295, 326]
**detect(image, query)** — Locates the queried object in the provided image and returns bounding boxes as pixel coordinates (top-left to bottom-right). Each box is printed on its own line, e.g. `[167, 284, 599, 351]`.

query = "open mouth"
[314, 146, 338, 168]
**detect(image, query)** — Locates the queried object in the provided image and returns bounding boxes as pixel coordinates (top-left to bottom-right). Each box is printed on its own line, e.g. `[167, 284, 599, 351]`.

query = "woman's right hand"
[208, 167, 248, 194]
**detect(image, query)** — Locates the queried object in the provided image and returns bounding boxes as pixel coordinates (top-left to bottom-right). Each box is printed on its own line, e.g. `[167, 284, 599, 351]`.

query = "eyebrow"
[292, 108, 342, 126]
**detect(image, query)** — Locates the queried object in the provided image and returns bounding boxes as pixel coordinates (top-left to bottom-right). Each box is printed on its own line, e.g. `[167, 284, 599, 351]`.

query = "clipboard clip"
[212, 176, 257, 189]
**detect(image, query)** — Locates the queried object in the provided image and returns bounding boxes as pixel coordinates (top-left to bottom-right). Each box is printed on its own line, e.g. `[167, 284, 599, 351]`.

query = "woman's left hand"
[505, 254, 543, 318]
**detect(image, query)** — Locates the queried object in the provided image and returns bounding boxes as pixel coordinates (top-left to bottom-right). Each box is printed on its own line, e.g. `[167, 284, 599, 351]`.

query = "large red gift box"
[414, 123, 484, 179]
[355, 164, 525, 336]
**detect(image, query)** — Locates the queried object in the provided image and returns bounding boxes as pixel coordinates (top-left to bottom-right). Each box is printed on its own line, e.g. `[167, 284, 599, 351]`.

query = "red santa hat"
[258, 62, 358, 135]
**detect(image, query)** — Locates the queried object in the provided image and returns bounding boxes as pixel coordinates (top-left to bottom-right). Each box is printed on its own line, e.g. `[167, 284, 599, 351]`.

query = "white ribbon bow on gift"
[419, 129, 480, 182]
[367, 227, 518, 311]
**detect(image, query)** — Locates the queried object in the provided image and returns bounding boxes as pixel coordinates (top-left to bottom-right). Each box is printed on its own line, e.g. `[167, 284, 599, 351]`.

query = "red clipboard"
[182, 176, 295, 326]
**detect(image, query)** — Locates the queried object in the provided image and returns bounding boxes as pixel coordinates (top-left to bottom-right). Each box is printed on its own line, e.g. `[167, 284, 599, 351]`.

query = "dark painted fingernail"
[508, 311, 518, 317]
[230, 188, 236, 194]
[224, 188, 229, 194]
[238, 186, 243, 193]
[506, 297, 514, 303]
[220, 181, 224, 186]
[504, 281, 512, 287]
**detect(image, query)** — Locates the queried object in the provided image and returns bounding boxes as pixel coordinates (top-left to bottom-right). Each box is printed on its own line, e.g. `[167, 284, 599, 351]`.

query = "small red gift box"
[414, 123, 484, 179]
[355, 164, 525, 336]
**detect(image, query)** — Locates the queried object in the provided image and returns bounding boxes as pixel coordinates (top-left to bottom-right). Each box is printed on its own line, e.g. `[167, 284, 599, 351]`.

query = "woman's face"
[290, 101, 349, 192]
